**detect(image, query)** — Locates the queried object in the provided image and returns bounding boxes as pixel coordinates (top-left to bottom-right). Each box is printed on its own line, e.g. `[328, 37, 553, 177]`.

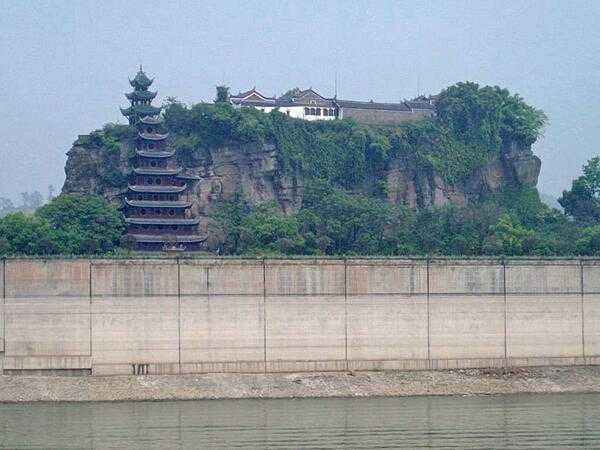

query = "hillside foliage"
[9, 81, 599, 258]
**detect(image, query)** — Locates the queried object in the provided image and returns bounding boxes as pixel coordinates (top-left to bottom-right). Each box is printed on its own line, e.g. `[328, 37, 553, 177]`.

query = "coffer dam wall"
[1, 258, 599, 376]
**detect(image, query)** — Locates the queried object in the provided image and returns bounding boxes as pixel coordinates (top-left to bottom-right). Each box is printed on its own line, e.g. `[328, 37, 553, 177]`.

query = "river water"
[1, 393, 599, 449]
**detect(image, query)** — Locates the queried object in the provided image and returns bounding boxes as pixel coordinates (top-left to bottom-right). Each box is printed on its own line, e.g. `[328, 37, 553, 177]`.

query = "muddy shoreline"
[2, 366, 600, 403]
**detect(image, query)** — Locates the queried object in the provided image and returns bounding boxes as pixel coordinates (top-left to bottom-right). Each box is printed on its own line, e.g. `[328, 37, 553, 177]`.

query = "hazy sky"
[2, 0, 599, 201]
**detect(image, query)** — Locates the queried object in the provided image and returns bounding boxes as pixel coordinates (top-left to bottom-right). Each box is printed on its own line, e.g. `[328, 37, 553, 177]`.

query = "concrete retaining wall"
[0, 258, 597, 375]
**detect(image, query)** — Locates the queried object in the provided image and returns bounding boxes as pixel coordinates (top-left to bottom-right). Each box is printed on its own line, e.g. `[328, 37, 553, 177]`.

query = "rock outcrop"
[62, 134, 541, 249]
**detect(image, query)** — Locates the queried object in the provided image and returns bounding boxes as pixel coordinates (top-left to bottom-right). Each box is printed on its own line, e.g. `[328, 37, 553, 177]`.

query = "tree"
[559, 157, 600, 224]
[576, 225, 600, 255]
[489, 214, 535, 255]
[36, 194, 125, 254]
[237, 203, 305, 255]
[0, 212, 56, 255]
[215, 85, 230, 103]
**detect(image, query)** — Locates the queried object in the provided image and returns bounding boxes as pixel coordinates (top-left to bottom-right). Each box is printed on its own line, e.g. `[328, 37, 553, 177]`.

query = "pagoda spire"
[121, 67, 160, 125]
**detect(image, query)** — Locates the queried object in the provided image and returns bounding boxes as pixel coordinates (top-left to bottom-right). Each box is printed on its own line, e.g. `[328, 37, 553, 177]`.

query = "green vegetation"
[0, 194, 125, 256]
[5, 81, 597, 258]
[164, 82, 546, 187]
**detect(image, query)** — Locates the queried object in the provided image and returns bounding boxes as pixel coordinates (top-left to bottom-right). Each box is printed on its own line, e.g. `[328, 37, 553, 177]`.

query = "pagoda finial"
[139, 64, 143, 72]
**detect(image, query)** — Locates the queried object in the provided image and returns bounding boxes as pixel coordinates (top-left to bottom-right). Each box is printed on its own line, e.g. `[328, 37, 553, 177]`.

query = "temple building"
[229, 87, 435, 125]
[121, 67, 203, 252]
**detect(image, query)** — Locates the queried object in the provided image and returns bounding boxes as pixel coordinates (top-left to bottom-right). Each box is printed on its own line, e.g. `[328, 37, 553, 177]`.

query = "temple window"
[147, 127, 153, 133]
[316, 108, 321, 116]
[323, 109, 329, 116]
[150, 161, 157, 167]
[155, 178, 162, 185]
[147, 178, 153, 185]
[304, 107, 310, 115]
[149, 143, 154, 149]
[137, 195, 143, 200]
[141, 209, 146, 215]
[169, 209, 175, 216]
[153, 195, 158, 200]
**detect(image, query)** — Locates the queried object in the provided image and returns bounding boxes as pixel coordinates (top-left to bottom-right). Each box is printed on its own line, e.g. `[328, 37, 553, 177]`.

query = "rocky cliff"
[62, 129, 541, 248]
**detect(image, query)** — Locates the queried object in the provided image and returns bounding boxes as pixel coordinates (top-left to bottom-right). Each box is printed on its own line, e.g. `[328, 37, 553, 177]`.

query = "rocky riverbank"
[2, 366, 600, 402]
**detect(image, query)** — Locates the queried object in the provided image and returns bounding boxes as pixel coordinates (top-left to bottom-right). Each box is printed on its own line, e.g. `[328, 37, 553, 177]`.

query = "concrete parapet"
[505, 260, 581, 294]
[4, 260, 91, 359]
[346, 260, 427, 294]
[91, 259, 178, 297]
[2, 257, 599, 375]
[429, 260, 503, 294]
[265, 260, 345, 295]
[208, 260, 263, 295]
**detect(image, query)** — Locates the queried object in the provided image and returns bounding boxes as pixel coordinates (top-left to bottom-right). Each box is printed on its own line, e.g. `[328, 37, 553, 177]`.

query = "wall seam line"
[581, 259, 585, 360]
[503, 257, 507, 366]
[426, 257, 431, 368]
[89, 260, 93, 360]
[344, 258, 348, 371]
[177, 258, 181, 373]
[2, 258, 5, 361]
[263, 258, 267, 373]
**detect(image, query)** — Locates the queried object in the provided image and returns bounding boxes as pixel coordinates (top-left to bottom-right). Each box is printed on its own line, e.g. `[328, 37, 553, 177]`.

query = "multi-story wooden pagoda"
[121, 67, 203, 252]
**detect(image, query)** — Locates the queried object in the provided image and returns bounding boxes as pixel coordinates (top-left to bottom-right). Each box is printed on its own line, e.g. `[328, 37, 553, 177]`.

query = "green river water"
[1, 393, 599, 449]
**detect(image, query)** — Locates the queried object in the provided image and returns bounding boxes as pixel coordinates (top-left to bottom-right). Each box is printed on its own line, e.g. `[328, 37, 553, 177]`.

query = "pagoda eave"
[139, 116, 163, 125]
[128, 185, 187, 194]
[138, 132, 169, 141]
[130, 234, 207, 244]
[135, 150, 175, 158]
[124, 199, 192, 208]
[133, 167, 182, 176]
[126, 218, 200, 226]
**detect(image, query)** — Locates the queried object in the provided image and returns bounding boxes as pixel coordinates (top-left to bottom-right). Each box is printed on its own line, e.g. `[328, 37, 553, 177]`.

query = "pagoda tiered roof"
[133, 167, 182, 176]
[139, 116, 163, 125]
[135, 149, 175, 158]
[125, 199, 192, 208]
[125, 90, 157, 101]
[138, 131, 169, 141]
[128, 185, 187, 193]
[129, 67, 154, 89]
[130, 234, 207, 244]
[126, 217, 200, 226]
[121, 104, 162, 118]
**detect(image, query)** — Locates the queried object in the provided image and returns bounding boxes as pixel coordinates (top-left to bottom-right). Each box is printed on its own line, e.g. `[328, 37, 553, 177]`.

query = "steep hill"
[62, 82, 546, 253]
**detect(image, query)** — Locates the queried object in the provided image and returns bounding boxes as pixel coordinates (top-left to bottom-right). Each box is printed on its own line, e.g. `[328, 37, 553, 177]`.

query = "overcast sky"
[1, 0, 599, 201]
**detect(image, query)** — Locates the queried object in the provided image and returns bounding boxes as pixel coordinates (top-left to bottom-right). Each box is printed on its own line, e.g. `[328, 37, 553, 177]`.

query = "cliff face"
[62, 132, 540, 249]
[385, 140, 541, 208]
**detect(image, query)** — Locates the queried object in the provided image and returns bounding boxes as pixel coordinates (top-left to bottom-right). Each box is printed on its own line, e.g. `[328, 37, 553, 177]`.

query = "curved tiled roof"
[139, 116, 163, 125]
[126, 217, 200, 226]
[125, 199, 192, 208]
[128, 185, 187, 193]
[133, 167, 182, 176]
[129, 68, 154, 89]
[138, 132, 169, 141]
[136, 150, 175, 158]
[125, 90, 157, 101]
[121, 104, 161, 117]
[130, 234, 207, 243]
